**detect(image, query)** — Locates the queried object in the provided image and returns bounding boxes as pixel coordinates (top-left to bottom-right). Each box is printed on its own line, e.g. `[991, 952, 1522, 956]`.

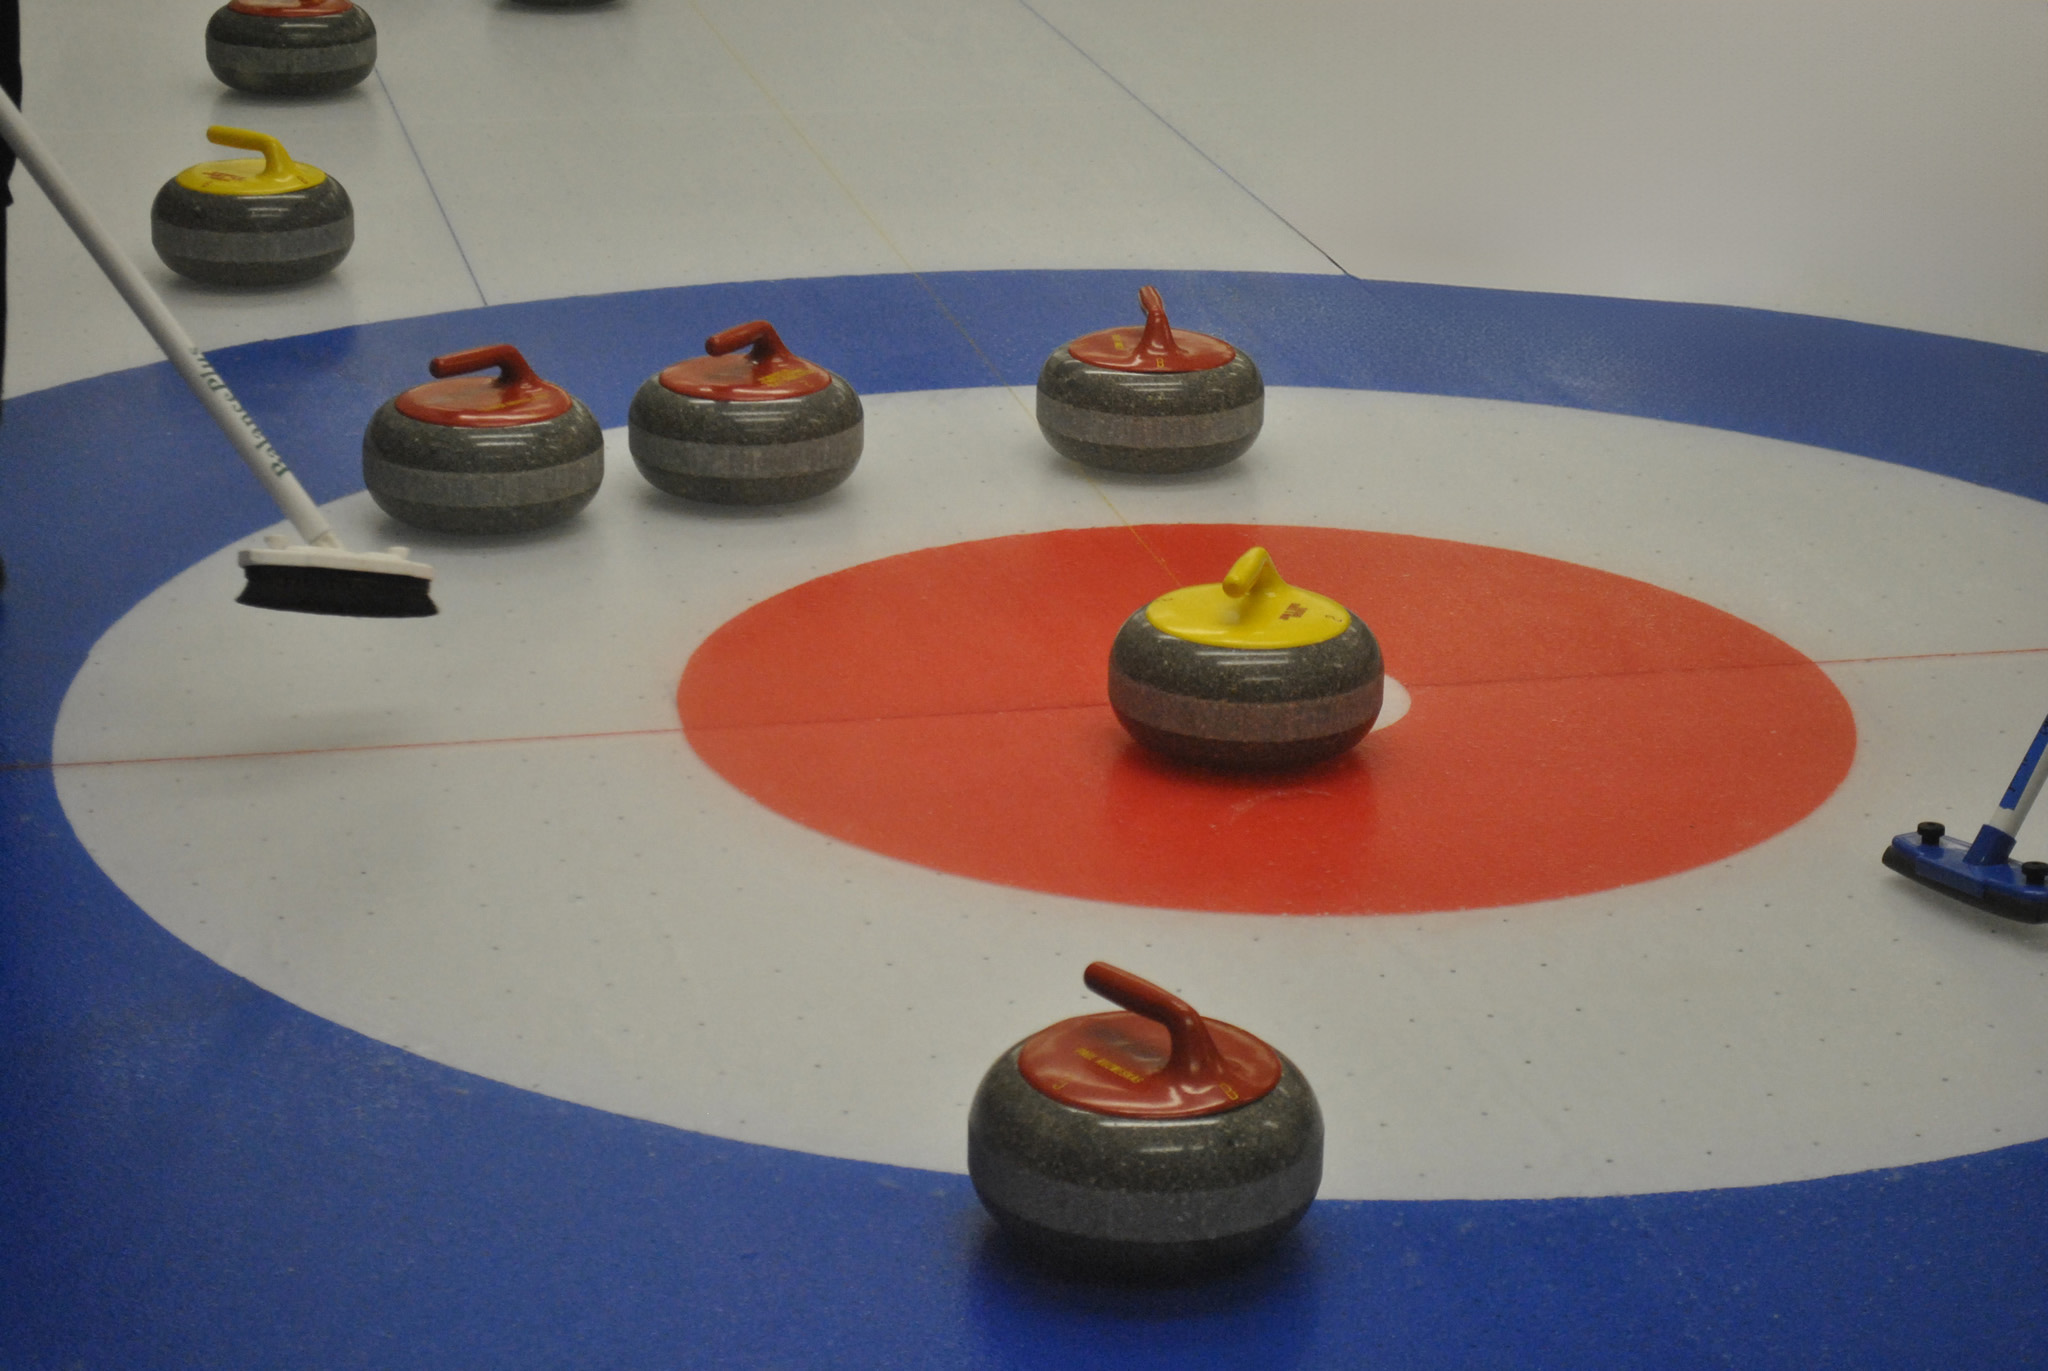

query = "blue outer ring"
[3, 270, 2046, 1368]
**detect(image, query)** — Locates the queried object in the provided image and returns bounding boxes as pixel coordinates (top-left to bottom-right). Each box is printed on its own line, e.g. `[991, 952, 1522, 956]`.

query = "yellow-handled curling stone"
[151, 127, 352, 288]
[1108, 547, 1383, 769]
[1036, 285, 1264, 474]
[206, 0, 377, 97]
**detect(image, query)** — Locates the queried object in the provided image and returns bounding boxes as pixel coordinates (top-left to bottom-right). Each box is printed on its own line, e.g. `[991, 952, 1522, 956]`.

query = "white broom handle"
[0, 94, 338, 548]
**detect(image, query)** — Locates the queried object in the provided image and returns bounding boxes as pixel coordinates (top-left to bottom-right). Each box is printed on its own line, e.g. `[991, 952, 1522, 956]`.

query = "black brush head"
[1880, 844, 2048, 924]
[239, 563, 437, 618]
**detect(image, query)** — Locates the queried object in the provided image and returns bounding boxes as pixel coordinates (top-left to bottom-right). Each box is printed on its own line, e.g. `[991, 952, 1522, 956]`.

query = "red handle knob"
[1083, 961, 1225, 1090]
[427, 344, 545, 396]
[704, 320, 802, 380]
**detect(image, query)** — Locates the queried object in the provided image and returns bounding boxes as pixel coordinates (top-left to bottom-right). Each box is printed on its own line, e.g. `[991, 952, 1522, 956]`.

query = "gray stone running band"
[1108, 674, 1382, 742]
[628, 423, 864, 479]
[150, 218, 354, 263]
[205, 39, 375, 75]
[361, 448, 604, 507]
[1035, 394, 1263, 449]
[969, 1147, 1321, 1243]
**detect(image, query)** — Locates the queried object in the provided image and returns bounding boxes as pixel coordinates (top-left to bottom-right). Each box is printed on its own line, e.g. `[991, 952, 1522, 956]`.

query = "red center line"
[1815, 644, 2048, 668]
[13, 642, 2045, 775]
[17, 725, 687, 773]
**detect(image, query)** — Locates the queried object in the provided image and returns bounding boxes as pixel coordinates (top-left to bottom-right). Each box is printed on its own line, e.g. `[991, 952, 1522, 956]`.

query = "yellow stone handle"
[206, 125, 295, 181]
[1221, 546, 1281, 601]
[1221, 546, 1296, 630]
[1145, 545, 1350, 647]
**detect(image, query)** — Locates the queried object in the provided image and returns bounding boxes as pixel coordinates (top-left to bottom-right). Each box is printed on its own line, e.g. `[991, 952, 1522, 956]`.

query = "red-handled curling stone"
[206, 1, 377, 97]
[967, 962, 1322, 1279]
[628, 320, 863, 504]
[1035, 285, 1264, 473]
[362, 344, 604, 534]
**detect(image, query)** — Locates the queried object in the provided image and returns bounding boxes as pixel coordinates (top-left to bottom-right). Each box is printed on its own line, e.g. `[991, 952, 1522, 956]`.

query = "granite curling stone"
[1110, 546, 1382, 770]
[1036, 284, 1262, 474]
[206, 0, 377, 97]
[628, 320, 862, 505]
[968, 961, 1322, 1280]
[151, 126, 352, 287]
[363, 344, 603, 534]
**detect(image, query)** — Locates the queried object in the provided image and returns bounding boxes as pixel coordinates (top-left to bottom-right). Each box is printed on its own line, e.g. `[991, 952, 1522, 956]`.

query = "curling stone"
[968, 961, 1322, 1279]
[363, 345, 603, 534]
[206, 0, 377, 97]
[1110, 546, 1382, 770]
[151, 126, 352, 287]
[1036, 285, 1262, 474]
[628, 320, 862, 504]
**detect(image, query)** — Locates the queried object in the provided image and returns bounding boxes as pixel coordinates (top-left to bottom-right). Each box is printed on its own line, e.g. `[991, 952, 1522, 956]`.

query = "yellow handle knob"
[1221, 546, 1279, 600]
[206, 126, 295, 181]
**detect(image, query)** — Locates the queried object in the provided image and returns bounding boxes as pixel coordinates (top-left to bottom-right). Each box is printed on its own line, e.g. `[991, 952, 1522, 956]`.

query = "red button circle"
[679, 525, 1856, 915]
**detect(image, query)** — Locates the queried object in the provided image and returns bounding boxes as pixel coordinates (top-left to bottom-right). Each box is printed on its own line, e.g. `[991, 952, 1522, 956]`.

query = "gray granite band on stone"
[1037, 347, 1263, 416]
[971, 1143, 1321, 1244]
[628, 376, 863, 448]
[362, 448, 603, 508]
[1036, 393, 1262, 451]
[207, 5, 375, 47]
[627, 422, 862, 479]
[152, 178, 352, 234]
[150, 218, 355, 264]
[205, 37, 374, 73]
[363, 400, 602, 474]
[1108, 673, 1383, 743]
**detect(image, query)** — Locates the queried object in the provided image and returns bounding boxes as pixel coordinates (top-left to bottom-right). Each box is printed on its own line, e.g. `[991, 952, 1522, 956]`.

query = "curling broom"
[1883, 711, 2048, 923]
[0, 93, 434, 617]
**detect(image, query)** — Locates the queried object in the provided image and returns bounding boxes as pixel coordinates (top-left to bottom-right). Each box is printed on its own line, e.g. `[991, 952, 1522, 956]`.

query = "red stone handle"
[705, 320, 802, 380]
[1133, 285, 1187, 362]
[1083, 961, 1226, 1090]
[427, 344, 548, 399]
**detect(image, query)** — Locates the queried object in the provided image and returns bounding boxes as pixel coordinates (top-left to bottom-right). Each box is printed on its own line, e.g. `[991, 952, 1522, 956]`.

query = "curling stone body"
[968, 963, 1322, 1280]
[1036, 285, 1262, 474]
[1036, 347, 1263, 474]
[969, 1042, 1322, 1279]
[152, 127, 351, 287]
[364, 345, 603, 535]
[206, 1, 377, 97]
[1109, 616, 1383, 770]
[1109, 547, 1382, 770]
[628, 382, 862, 505]
[629, 320, 862, 505]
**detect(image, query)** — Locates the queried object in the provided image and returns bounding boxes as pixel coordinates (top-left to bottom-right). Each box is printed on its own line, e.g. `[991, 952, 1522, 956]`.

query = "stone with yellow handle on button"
[1109, 546, 1383, 769]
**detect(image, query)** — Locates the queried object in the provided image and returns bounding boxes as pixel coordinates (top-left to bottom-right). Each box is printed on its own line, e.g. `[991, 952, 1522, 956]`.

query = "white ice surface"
[1030, 0, 2048, 349]
[54, 387, 2048, 1201]
[6, 0, 1332, 396]
[14, 1, 2048, 399]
